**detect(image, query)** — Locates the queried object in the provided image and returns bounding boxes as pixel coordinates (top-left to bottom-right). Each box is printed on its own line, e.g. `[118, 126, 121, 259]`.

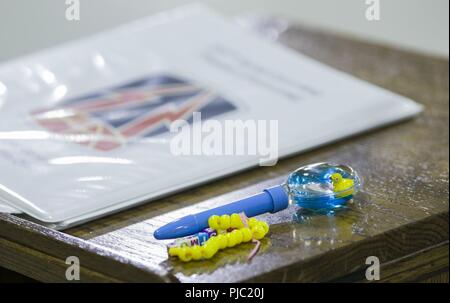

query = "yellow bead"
[247, 217, 259, 228]
[191, 245, 202, 260]
[219, 214, 231, 230]
[202, 241, 218, 259]
[226, 231, 238, 247]
[168, 247, 181, 257]
[231, 229, 243, 244]
[178, 247, 193, 262]
[252, 224, 266, 240]
[230, 213, 244, 228]
[240, 227, 253, 242]
[208, 215, 220, 230]
[260, 221, 270, 234]
[216, 234, 228, 249]
[207, 236, 219, 248]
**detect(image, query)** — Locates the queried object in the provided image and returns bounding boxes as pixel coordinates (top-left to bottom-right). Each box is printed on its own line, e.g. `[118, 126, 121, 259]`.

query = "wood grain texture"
[1, 25, 448, 282]
[0, 214, 176, 282]
[377, 242, 449, 283]
[0, 266, 36, 283]
[334, 242, 449, 282]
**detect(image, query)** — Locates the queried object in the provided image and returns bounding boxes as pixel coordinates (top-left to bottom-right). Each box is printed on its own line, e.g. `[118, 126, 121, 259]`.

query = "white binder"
[0, 5, 422, 228]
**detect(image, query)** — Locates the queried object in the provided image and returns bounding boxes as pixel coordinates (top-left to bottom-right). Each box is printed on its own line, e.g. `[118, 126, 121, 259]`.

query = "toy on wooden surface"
[167, 213, 269, 262]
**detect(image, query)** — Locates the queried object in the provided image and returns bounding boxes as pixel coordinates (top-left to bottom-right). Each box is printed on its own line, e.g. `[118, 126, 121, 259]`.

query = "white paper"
[0, 5, 422, 226]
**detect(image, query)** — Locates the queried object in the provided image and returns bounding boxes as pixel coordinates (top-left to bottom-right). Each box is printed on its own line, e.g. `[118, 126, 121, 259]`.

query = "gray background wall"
[0, 0, 448, 64]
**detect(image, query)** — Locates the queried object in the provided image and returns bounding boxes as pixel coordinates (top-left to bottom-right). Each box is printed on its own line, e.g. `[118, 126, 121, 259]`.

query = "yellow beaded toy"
[168, 213, 269, 262]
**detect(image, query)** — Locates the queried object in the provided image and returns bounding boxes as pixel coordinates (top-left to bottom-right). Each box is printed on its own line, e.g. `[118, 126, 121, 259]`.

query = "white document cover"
[0, 5, 422, 227]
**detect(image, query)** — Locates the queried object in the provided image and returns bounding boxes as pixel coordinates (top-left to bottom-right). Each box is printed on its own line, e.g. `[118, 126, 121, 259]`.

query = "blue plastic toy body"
[153, 185, 288, 240]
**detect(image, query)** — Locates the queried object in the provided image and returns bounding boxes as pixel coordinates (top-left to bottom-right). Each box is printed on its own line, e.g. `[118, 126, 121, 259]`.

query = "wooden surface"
[0, 25, 448, 283]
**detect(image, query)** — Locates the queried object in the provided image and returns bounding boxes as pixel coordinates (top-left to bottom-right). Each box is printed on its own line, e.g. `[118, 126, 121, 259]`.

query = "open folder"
[0, 5, 422, 229]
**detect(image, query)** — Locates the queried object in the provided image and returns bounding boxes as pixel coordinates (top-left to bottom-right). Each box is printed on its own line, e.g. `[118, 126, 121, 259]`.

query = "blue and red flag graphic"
[31, 75, 236, 151]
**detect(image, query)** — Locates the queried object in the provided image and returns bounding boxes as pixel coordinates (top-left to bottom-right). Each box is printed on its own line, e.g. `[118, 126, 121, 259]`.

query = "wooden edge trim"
[0, 214, 178, 282]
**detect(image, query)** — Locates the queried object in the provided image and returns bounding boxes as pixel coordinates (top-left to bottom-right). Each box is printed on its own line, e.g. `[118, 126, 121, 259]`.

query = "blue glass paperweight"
[286, 162, 362, 212]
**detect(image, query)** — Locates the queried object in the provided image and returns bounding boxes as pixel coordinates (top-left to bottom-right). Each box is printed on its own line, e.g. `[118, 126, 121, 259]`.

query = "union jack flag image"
[31, 75, 237, 151]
